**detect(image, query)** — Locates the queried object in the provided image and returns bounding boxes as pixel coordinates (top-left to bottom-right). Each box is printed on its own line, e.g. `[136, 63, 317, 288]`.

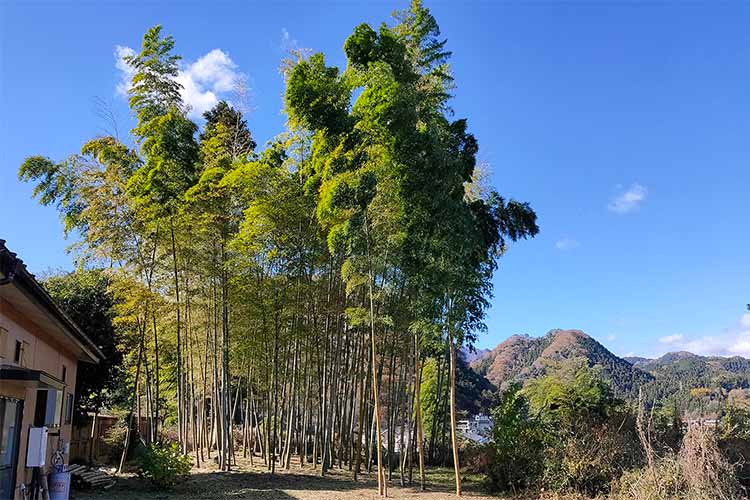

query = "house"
[472, 414, 493, 434]
[456, 419, 471, 434]
[0, 241, 103, 500]
[457, 414, 494, 443]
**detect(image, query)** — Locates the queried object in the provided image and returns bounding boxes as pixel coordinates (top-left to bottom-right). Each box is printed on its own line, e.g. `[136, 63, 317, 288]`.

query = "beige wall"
[0, 299, 79, 500]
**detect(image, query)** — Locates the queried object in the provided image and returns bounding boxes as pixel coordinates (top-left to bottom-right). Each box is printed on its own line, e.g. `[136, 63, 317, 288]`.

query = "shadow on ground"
[71, 464, 490, 500]
[73, 469, 367, 500]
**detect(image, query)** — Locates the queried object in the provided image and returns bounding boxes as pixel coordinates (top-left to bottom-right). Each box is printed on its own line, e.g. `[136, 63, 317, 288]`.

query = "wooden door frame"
[0, 397, 24, 500]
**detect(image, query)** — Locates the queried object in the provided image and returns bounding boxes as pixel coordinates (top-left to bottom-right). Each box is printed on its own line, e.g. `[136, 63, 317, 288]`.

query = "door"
[0, 398, 23, 500]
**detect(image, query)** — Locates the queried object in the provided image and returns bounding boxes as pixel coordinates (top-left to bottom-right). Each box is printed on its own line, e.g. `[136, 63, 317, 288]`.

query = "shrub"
[611, 425, 743, 500]
[680, 425, 741, 500]
[611, 456, 684, 500]
[720, 436, 750, 491]
[720, 402, 750, 490]
[541, 417, 640, 496]
[159, 425, 180, 446]
[137, 442, 192, 489]
[487, 384, 544, 492]
[101, 423, 127, 465]
[524, 362, 641, 496]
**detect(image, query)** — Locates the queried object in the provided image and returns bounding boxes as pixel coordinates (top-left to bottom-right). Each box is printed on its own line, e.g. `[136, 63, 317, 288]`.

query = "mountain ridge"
[471, 328, 653, 398]
[470, 329, 750, 412]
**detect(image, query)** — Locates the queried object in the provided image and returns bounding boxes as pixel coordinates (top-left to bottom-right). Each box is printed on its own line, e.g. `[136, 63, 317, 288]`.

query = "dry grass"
[679, 425, 741, 500]
[610, 425, 745, 500]
[72, 457, 502, 500]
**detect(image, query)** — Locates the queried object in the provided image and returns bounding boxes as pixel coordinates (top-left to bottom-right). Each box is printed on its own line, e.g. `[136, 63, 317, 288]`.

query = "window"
[0, 398, 23, 482]
[13, 341, 21, 365]
[33, 389, 62, 428]
[64, 394, 74, 425]
[0, 327, 6, 359]
[12, 340, 29, 367]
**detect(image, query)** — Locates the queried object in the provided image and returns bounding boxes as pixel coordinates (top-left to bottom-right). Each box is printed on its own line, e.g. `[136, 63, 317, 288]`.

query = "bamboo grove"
[18, 1, 538, 496]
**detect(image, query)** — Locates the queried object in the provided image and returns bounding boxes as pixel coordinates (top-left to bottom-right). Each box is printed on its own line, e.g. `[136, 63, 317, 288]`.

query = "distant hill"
[636, 352, 750, 415]
[623, 351, 750, 389]
[470, 329, 653, 399]
[461, 347, 491, 364]
[468, 329, 750, 414]
[624, 356, 651, 366]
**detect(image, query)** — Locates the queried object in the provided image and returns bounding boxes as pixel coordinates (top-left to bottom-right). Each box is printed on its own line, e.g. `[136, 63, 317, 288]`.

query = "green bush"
[101, 423, 127, 465]
[487, 384, 544, 492]
[719, 402, 750, 490]
[137, 442, 192, 489]
[540, 416, 640, 495]
[611, 457, 684, 500]
[487, 361, 643, 496]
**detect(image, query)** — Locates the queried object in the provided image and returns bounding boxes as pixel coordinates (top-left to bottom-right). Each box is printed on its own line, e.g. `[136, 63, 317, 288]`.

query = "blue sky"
[1, 1, 749, 358]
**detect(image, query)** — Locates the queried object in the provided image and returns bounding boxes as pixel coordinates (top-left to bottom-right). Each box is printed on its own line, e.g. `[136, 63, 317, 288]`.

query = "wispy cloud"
[114, 45, 136, 96]
[555, 237, 580, 251]
[659, 334, 684, 345]
[281, 28, 296, 51]
[607, 334, 617, 342]
[654, 313, 750, 357]
[608, 183, 648, 214]
[115, 46, 243, 119]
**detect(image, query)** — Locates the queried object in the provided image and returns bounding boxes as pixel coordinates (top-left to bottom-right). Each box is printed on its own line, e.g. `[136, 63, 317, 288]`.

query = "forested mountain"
[470, 329, 653, 399]
[461, 347, 491, 364]
[636, 352, 750, 416]
[623, 356, 651, 366]
[468, 329, 750, 415]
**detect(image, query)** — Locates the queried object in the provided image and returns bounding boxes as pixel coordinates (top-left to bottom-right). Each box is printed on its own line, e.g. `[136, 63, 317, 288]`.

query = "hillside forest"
[16, 2, 750, 499]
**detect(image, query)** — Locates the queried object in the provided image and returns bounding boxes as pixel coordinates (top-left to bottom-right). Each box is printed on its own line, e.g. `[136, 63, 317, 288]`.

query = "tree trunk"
[448, 333, 461, 496]
[169, 218, 184, 453]
[414, 333, 426, 490]
[363, 211, 386, 496]
[119, 321, 146, 473]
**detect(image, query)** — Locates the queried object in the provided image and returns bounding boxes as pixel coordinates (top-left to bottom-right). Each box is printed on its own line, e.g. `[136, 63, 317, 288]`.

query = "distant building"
[685, 418, 719, 429]
[0, 241, 103, 500]
[473, 414, 493, 434]
[457, 413, 493, 443]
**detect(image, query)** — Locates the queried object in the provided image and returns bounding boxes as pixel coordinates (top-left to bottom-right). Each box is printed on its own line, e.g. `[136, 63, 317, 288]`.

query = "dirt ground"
[71, 458, 502, 500]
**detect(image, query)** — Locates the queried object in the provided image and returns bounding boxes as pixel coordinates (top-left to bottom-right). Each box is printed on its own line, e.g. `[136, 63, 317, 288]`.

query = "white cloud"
[185, 49, 238, 93]
[281, 28, 294, 50]
[115, 46, 243, 118]
[114, 45, 136, 96]
[608, 183, 648, 214]
[607, 334, 617, 342]
[555, 237, 580, 251]
[659, 334, 684, 345]
[654, 313, 750, 357]
[727, 337, 750, 357]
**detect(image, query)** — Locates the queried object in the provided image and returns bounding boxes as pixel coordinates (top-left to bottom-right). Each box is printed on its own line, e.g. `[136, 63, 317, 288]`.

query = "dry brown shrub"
[610, 455, 682, 500]
[611, 423, 744, 500]
[679, 424, 741, 500]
